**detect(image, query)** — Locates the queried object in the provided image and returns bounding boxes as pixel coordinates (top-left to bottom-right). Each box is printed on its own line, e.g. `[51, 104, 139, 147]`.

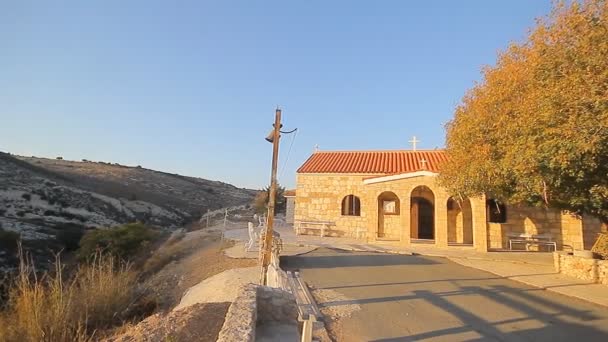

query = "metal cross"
[420, 158, 428, 169]
[409, 136, 420, 151]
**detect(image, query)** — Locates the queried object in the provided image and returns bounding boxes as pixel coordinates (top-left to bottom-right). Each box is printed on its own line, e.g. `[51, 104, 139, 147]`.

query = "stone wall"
[582, 215, 607, 250]
[295, 172, 598, 252]
[447, 199, 473, 244]
[294, 172, 489, 251]
[256, 286, 299, 324]
[554, 252, 608, 285]
[217, 284, 257, 342]
[216, 284, 299, 342]
[485, 205, 596, 251]
[285, 196, 295, 224]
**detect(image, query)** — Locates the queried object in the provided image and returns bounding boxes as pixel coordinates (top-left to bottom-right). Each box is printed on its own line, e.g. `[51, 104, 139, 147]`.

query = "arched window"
[341, 195, 361, 216]
[487, 199, 507, 223]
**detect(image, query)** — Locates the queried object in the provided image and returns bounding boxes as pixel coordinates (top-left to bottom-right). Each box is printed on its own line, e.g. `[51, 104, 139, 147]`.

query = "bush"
[78, 223, 161, 261]
[0, 229, 19, 252]
[55, 224, 85, 252]
[0, 252, 136, 342]
[43, 209, 58, 216]
[20, 193, 31, 201]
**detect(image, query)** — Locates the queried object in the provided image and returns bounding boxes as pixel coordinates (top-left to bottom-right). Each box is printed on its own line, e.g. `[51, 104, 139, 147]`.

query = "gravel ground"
[104, 302, 230, 342]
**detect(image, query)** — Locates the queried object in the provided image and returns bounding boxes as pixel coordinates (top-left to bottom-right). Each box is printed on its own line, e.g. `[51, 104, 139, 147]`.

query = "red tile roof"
[284, 189, 296, 197]
[297, 150, 447, 174]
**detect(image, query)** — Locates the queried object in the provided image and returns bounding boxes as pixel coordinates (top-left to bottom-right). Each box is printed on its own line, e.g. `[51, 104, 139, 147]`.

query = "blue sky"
[0, 1, 552, 189]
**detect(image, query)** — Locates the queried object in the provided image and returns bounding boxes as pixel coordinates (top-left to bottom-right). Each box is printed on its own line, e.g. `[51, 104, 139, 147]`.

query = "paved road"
[282, 248, 608, 342]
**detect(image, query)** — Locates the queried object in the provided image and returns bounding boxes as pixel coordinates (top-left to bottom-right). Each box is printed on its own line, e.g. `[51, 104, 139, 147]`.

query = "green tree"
[252, 185, 286, 214]
[439, 0, 608, 223]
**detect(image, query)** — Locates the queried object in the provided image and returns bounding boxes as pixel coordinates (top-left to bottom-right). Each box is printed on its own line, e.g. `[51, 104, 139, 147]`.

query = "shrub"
[15, 211, 25, 218]
[78, 223, 161, 261]
[20, 194, 31, 201]
[43, 209, 58, 216]
[0, 252, 136, 342]
[0, 229, 19, 252]
[55, 224, 85, 252]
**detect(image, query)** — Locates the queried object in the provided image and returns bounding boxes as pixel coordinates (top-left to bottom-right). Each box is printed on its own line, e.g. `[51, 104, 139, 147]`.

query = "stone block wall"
[295, 173, 370, 238]
[486, 205, 590, 251]
[217, 284, 257, 342]
[285, 197, 295, 224]
[582, 215, 607, 250]
[216, 284, 299, 342]
[295, 172, 488, 250]
[447, 202, 474, 244]
[554, 252, 608, 285]
[296, 172, 596, 253]
[256, 286, 298, 324]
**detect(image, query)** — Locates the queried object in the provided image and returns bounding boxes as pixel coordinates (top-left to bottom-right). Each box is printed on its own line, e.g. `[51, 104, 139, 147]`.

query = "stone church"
[292, 149, 605, 252]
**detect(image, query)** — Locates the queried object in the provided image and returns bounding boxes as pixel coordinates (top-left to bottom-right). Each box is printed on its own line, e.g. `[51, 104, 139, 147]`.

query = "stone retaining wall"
[554, 252, 608, 285]
[216, 284, 298, 342]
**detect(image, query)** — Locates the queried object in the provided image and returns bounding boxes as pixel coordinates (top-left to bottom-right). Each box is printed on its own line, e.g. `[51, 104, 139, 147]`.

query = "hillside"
[0, 152, 256, 268]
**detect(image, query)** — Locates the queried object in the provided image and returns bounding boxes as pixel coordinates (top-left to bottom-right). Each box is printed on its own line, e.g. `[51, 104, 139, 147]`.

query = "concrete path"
[282, 248, 608, 342]
[449, 258, 608, 307]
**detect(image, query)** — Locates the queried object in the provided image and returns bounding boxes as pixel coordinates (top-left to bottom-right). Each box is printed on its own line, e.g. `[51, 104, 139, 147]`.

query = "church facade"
[293, 150, 605, 252]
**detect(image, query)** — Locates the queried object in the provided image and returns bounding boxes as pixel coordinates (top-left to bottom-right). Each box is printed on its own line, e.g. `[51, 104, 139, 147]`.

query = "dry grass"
[141, 230, 195, 276]
[0, 250, 136, 342]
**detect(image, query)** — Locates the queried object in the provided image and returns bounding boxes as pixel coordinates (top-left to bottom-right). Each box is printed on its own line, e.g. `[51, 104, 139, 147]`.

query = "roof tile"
[297, 150, 447, 174]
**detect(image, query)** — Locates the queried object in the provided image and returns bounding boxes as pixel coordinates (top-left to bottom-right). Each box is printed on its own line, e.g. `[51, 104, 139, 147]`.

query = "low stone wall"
[216, 284, 298, 342]
[217, 284, 258, 342]
[257, 286, 299, 324]
[554, 252, 608, 285]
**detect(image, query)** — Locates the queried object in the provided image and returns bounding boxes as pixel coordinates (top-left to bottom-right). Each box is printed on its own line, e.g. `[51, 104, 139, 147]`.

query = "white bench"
[295, 221, 334, 237]
[508, 233, 557, 251]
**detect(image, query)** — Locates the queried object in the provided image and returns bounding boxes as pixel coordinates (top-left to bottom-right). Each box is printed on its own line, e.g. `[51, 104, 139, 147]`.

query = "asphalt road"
[282, 248, 608, 342]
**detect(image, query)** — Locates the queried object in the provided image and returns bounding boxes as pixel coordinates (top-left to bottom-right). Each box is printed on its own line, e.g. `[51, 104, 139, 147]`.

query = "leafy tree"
[439, 0, 608, 223]
[252, 185, 286, 214]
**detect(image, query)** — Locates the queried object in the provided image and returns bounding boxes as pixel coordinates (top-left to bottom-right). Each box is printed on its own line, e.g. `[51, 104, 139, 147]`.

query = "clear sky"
[1, 1, 552, 189]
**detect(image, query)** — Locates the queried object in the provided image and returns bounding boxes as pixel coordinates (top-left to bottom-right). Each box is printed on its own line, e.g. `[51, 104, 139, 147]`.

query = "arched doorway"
[411, 186, 435, 241]
[377, 191, 400, 239]
[447, 197, 473, 245]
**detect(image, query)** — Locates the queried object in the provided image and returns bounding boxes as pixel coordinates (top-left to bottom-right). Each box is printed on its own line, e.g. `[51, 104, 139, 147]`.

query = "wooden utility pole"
[260, 108, 282, 285]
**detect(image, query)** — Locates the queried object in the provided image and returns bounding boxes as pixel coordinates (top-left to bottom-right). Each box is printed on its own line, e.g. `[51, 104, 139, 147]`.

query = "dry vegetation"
[0, 251, 136, 342]
[0, 223, 258, 341]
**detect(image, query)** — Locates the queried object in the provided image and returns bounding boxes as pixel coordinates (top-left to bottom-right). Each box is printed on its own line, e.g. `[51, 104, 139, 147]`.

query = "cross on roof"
[420, 158, 428, 170]
[409, 136, 420, 151]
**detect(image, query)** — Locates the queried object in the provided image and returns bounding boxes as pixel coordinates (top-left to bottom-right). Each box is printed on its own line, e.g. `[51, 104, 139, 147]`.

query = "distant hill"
[0, 152, 256, 268]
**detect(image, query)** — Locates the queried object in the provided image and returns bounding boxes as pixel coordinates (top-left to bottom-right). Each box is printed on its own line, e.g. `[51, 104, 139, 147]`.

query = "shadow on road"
[281, 248, 439, 269]
[282, 248, 608, 341]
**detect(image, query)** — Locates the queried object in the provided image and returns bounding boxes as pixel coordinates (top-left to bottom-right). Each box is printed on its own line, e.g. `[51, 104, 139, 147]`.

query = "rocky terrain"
[0, 152, 256, 268]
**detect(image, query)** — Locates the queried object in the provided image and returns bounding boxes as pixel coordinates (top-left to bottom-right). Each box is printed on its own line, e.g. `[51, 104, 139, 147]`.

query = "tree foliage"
[78, 223, 161, 261]
[439, 0, 608, 222]
[252, 185, 286, 214]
